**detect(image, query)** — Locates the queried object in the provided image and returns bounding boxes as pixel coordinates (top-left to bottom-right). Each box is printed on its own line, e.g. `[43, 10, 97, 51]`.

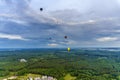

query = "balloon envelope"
[40, 8, 43, 11]
[67, 47, 70, 52]
[64, 36, 67, 39]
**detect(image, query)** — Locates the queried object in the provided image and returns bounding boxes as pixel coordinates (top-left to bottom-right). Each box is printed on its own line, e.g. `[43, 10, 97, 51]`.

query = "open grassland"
[64, 74, 76, 80]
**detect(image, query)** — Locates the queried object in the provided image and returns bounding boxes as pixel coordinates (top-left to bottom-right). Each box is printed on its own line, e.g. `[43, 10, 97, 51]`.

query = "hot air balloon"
[64, 36, 67, 39]
[40, 8, 43, 11]
[49, 37, 52, 40]
[67, 47, 70, 52]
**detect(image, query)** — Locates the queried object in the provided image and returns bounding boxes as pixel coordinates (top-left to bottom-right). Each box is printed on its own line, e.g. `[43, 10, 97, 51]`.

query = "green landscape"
[0, 48, 120, 80]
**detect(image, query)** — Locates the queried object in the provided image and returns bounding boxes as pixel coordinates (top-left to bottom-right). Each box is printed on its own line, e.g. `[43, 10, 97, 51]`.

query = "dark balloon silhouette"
[64, 36, 67, 39]
[49, 37, 52, 40]
[40, 8, 43, 11]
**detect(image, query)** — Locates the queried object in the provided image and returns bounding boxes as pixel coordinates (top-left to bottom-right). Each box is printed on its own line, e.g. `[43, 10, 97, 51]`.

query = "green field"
[64, 74, 76, 80]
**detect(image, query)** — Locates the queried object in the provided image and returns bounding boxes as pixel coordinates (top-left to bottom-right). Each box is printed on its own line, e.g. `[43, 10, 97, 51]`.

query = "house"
[48, 76, 54, 80]
[8, 76, 17, 80]
[34, 77, 41, 80]
[28, 77, 33, 80]
[19, 59, 27, 62]
[42, 76, 47, 79]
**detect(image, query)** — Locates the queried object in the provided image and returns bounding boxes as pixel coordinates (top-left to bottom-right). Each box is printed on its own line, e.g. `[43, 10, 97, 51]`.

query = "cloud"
[48, 43, 58, 47]
[0, 33, 28, 41]
[1, 18, 28, 25]
[103, 30, 120, 33]
[0, 14, 18, 18]
[0, 13, 29, 26]
[96, 37, 118, 42]
[59, 40, 76, 45]
[1, 0, 120, 48]
[9, 19, 28, 25]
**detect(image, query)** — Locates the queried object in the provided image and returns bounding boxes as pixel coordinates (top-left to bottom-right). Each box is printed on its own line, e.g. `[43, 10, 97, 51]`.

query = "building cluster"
[3, 76, 17, 80]
[3, 75, 57, 80]
[27, 75, 57, 80]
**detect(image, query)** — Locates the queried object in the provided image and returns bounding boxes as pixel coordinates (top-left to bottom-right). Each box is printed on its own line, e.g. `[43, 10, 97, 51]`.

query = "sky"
[1, 0, 120, 48]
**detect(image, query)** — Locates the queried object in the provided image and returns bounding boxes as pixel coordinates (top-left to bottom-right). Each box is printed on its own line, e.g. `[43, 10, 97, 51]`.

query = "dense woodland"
[0, 48, 120, 80]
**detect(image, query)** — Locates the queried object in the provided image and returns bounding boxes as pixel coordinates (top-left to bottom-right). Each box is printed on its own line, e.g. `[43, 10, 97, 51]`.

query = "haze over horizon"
[1, 0, 120, 48]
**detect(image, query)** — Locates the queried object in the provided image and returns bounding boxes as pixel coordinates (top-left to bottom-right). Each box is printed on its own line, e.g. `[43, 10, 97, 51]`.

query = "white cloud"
[65, 20, 96, 26]
[96, 37, 118, 42]
[10, 19, 28, 25]
[67, 40, 76, 44]
[0, 33, 28, 41]
[0, 14, 16, 18]
[113, 30, 120, 32]
[59, 40, 76, 45]
[109, 30, 120, 33]
[48, 43, 58, 47]
[80, 20, 96, 24]
[66, 17, 117, 26]
[0, 14, 28, 25]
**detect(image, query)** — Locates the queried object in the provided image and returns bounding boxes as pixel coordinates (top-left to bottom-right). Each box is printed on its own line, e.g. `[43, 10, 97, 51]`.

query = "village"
[26, 75, 57, 80]
[3, 75, 57, 80]
[3, 59, 57, 80]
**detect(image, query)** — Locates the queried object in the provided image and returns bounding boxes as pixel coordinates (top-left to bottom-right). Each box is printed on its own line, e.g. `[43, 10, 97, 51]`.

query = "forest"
[0, 48, 120, 80]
